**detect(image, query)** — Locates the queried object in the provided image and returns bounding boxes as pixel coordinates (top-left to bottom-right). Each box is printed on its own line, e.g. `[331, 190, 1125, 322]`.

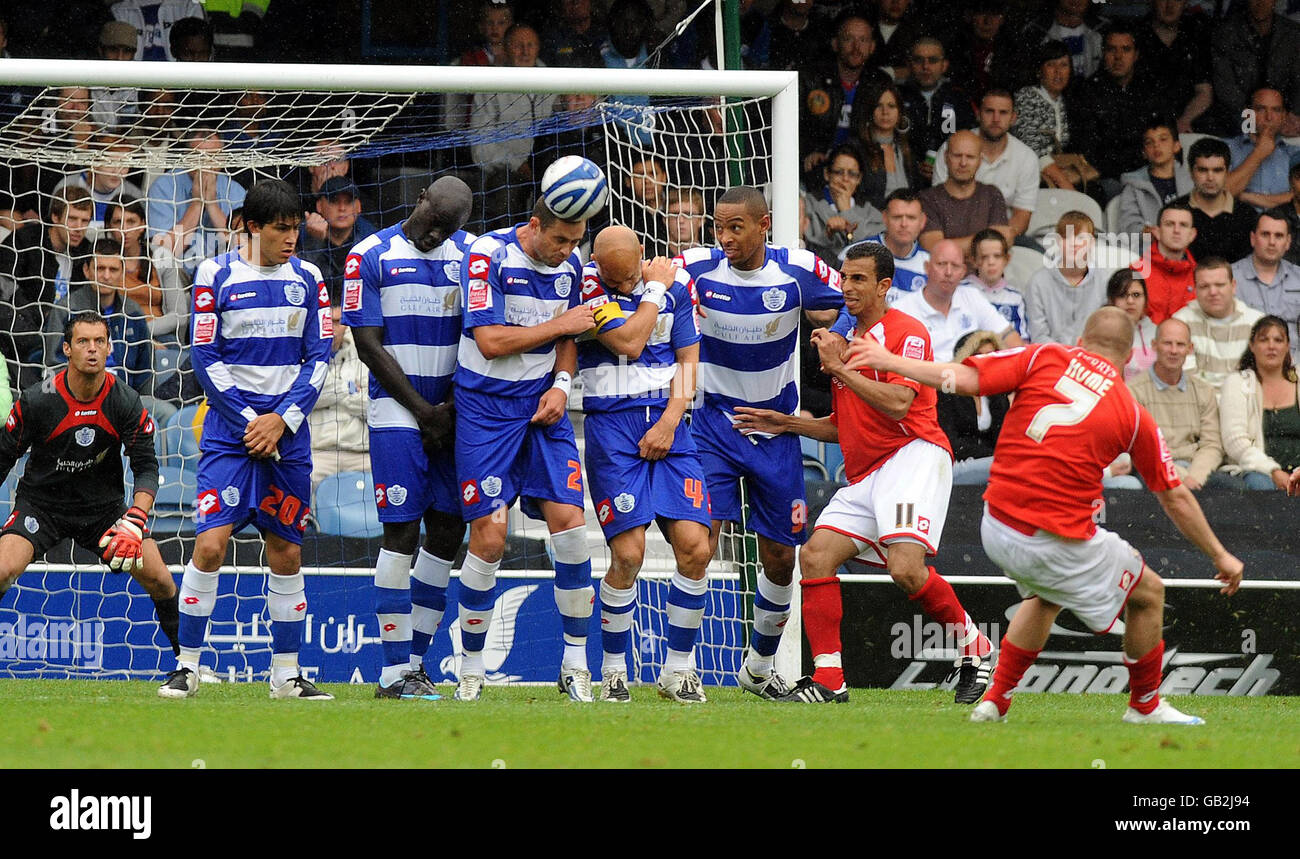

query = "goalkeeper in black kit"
[0, 311, 181, 664]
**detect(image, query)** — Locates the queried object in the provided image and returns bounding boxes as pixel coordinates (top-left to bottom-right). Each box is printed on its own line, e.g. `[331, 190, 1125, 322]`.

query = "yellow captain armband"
[591, 298, 626, 331]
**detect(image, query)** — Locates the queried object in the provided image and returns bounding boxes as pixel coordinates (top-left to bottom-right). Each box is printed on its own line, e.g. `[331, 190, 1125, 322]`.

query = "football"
[540, 155, 609, 222]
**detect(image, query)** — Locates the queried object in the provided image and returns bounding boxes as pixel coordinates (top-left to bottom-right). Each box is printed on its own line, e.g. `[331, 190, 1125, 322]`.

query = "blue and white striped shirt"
[340, 223, 475, 430]
[455, 225, 582, 399]
[189, 251, 332, 439]
[577, 262, 699, 412]
[676, 245, 843, 414]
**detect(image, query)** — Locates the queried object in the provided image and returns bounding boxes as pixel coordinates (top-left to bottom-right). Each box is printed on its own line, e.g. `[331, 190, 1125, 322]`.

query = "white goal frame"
[0, 58, 806, 682]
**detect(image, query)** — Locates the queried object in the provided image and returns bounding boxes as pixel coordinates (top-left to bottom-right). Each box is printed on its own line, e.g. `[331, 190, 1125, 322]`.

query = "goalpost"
[0, 58, 805, 687]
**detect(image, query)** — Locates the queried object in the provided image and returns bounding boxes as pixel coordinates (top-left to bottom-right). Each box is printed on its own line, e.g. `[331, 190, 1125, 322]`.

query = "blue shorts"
[369, 428, 461, 523]
[691, 404, 808, 546]
[584, 407, 711, 540]
[455, 389, 585, 522]
[194, 426, 312, 544]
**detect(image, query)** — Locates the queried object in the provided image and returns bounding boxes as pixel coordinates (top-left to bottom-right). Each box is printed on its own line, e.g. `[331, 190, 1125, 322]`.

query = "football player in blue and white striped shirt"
[160, 180, 334, 701]
[452, 199, 597, 702]
[675, 186, 844, 700]
[343, 177, 475, 700]
[577, 225, 711, 703]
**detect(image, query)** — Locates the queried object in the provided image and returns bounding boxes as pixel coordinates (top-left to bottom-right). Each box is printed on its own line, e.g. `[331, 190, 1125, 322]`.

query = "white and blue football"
[540, 155, 609, 222]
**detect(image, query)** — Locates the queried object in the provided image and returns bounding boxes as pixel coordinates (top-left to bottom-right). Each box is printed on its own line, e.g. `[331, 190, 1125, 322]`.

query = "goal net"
[0, 59, 802, 688]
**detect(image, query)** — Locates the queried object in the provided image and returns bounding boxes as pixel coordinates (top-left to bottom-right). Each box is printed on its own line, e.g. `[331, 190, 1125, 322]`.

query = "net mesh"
[0, 80, 780, 685]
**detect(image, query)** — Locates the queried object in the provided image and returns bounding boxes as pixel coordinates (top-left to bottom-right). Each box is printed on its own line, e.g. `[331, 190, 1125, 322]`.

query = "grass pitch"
[3, 679, 1297, 769]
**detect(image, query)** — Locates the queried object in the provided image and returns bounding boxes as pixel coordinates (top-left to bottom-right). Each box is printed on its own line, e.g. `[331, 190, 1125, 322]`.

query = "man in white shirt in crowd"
[893, 238, 1024, 361]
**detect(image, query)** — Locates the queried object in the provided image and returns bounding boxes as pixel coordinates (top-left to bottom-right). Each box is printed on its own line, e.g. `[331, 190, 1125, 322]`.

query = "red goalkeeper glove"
[99, 506, 149, 573]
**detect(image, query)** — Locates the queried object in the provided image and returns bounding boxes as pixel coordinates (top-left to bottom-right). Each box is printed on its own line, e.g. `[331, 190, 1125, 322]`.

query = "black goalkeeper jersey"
[0, 370, 159, 514]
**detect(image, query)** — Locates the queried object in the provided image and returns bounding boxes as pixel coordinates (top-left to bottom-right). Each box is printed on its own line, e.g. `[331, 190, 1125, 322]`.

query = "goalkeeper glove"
[99, 505, 149, 573]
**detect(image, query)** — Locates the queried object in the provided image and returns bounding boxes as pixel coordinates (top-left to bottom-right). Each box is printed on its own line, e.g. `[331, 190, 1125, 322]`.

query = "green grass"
[3, 680, 1298, 769]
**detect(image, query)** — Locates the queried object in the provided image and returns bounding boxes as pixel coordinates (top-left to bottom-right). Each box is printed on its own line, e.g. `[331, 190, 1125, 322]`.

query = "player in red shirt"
[734, 242, 995, 704]
[845, 306, 1244, 724]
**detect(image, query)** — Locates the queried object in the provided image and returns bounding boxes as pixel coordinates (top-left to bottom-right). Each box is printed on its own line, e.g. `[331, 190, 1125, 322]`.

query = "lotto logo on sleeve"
[468, 280, 492, 312]
[344, 255, 360, 278]
[902, 335, 926, 360]
[193, 313, 218, 346]
[317, 281, 330, 307]
[194, 287, 215, 312]
[468, 256, 489, 278]
[4, 411, 14, 431]
[581, 275, 603, 299]
[343, 279, 362, 312]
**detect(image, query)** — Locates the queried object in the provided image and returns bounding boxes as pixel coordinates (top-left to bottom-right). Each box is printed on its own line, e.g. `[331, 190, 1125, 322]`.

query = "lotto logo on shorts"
[196, 489, 221, 515]
[1119, 570, 1135, 591]
[193, 313, 217, 346]
[317, 281, 330, 308]
[342, 279, 362, 312]
[461, 480, 480, 505]
[791, 499, 807, 534]
[4, 411, 13, 431]
[596, 498, 613, 525]
[2, 511, 15, 530]
[468, 256, 489, 278]
[468, 280, 491, 312]
[194, 287, 215, 312]
[374, 484, 387, 508]
[917, 516, 930, 534]
[902, 335, 926, 360]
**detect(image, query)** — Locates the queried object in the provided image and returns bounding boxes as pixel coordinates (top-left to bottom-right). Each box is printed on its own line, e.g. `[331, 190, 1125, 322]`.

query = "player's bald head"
[591, 225, 643, 292]
[1080, 306, 1135, 366]
[406, 176, 471, 251]
[425, 176, 472, 223]
[716, 185, 769, 219]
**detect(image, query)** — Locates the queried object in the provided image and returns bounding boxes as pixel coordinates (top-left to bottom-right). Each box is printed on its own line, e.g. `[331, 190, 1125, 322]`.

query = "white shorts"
[813, 439, 952, 566]
[980, 508, 1146, 633]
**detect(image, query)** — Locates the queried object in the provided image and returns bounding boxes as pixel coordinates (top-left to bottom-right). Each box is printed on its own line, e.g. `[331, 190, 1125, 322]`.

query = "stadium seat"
[314, 471, 383, 538]
[803, 457, 829, 482]
[1006, 246, 1045, 289]
[1104, 194, 1122, 234]
[1028, 189, 1104, 239]
[152, 343, 185, 394]
[822, 442, 844, 481]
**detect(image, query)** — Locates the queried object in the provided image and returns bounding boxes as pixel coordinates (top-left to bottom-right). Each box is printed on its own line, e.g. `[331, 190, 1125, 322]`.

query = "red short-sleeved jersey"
[832, 309, 952, 483]
[964, 343, 1181, 539]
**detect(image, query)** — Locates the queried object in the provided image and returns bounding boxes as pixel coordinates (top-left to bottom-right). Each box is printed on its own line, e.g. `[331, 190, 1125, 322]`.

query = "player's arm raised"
[818, 329, 914, 420]
[473, 306, 594, 360]
[843, 332, 982, 397]
[591, 257, 674, 360]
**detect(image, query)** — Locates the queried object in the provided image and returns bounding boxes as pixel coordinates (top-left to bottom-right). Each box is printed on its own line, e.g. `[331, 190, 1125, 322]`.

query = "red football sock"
[801, 576, 844, 690]
[984, 637, 1040, 715]
[910, 567, 991, 657]
[1125, 640, 1164, 715]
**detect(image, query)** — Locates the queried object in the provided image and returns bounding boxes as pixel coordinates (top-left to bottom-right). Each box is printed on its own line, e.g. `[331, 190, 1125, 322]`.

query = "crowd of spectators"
[4, 1, 1300, 493]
